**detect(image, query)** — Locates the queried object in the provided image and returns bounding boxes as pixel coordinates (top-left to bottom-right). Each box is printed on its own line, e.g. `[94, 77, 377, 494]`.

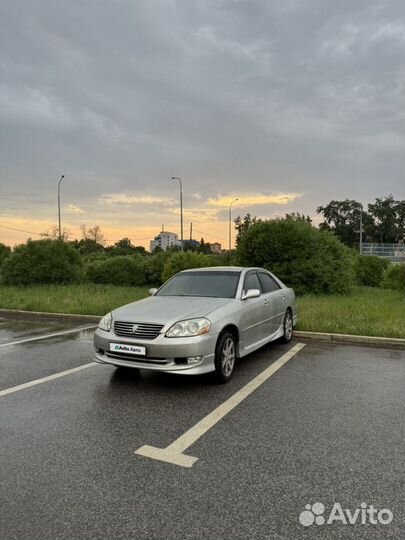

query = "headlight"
[166, 318, 211, 338]
[98, 312, 112, 332]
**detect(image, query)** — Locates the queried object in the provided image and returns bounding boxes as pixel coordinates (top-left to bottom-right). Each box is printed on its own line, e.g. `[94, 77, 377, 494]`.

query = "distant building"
[210, 242, 222, 254]
[150, 231, 181, 252]
[183, 239, 200, 250]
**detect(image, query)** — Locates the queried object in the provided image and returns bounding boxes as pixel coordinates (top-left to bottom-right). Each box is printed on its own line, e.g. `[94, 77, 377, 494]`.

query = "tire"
[214, 332, 237, 383]
[280, 309, 293, 344]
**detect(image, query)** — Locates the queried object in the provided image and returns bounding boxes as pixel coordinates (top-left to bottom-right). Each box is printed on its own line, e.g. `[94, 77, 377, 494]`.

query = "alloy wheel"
[221, 337, 235, 377]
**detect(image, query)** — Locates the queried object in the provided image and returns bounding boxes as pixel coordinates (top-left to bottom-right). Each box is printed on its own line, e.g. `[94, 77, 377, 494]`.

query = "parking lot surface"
[0, 315, 404, 539]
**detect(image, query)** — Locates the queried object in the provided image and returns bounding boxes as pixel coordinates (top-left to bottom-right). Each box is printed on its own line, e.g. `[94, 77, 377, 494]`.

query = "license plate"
[109, 343, 146, 356]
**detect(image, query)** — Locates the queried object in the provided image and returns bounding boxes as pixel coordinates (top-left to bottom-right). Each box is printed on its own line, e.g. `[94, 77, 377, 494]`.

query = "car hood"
[113, 296, 232, 325]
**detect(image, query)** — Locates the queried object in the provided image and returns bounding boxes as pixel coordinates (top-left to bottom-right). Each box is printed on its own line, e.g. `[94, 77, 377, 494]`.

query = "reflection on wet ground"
[0, 316, 89, 344]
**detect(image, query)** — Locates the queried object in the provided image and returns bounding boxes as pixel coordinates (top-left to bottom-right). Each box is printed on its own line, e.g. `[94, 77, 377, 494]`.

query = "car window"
[244, 272, 262, 294]
[258, 272, 281, 293]
[156, 271, 241, 298]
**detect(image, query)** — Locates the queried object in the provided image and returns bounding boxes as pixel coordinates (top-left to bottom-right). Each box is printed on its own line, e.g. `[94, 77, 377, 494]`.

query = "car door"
[258, 271, 286, 335]
[239, 270, 266, 351]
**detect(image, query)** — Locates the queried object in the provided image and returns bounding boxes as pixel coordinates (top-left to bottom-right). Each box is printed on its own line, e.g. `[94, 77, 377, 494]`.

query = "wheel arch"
[217, 324, 240, 357]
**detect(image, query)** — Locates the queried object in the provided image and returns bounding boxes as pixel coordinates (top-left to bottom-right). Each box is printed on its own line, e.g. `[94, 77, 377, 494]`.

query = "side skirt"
[239, 325, 285, 358]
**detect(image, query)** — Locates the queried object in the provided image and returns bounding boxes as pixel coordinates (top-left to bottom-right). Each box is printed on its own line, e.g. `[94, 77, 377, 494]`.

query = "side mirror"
[241, 288, 261, 300]
[149, 288, 158, 296]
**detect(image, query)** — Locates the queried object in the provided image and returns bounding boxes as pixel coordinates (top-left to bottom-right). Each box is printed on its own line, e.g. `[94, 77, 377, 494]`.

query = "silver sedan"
[94, 266, 297, 382]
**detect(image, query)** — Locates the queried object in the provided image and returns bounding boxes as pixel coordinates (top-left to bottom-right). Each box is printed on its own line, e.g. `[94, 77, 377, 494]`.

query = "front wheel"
[214, 332, 237, 383]
[280, 309, 293, 343]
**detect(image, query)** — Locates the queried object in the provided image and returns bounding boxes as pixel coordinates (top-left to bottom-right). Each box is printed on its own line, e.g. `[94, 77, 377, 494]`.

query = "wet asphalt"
[0, 316, 404, 539]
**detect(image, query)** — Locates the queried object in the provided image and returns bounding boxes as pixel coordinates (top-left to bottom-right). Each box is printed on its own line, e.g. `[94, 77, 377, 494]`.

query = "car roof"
[180, 266, 264, 273]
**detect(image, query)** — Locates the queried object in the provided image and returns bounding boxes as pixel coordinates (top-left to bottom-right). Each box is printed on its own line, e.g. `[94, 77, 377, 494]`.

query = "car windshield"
[156, 271, 240, 298]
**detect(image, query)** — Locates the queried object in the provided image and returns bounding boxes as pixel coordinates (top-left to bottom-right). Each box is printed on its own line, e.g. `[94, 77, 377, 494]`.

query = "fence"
[361, 243, 405, 262]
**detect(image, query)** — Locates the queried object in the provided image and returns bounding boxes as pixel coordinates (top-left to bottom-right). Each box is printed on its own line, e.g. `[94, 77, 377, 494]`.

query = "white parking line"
[0, 362, 98, 397]
[135, 342, 306, 468]
[0, 325, 97, 348]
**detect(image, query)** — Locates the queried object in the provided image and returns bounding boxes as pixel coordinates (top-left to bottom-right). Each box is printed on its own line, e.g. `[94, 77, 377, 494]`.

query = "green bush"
[354, 255, 389, 287]
[236, 219, 355, 295]
[85, 255, 146, 286]
[144, 251, 173, 285]
[0, 243, 11, 269]
[382, 263, 405, 292]
[162, 252, 220, 282]
[1, 240, 82, 286]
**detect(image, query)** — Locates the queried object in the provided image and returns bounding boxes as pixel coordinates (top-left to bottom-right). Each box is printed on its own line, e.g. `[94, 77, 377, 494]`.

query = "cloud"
[208, 193, 301, 207]
[66, 204, 85, 214]
[99, 194, 176, 206]
[0, 0, 403, 249]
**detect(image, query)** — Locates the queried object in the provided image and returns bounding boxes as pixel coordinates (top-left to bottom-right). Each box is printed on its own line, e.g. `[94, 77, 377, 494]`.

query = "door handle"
[264, 299, 269, 305]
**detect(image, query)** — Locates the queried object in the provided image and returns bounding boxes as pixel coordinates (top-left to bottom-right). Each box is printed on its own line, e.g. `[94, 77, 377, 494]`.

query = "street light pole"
[359, 204, 363, 254]
[229, 198, 239, 254]
[57, 174, 65, 241]
[171, 177, 183, 250]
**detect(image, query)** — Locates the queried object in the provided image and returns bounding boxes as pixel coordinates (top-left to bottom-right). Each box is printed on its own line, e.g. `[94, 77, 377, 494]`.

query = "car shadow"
[106, 340, 296, 393]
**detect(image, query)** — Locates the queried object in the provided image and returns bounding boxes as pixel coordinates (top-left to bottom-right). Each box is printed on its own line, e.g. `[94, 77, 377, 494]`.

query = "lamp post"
[171, 177, 183, 250]
[229, 198, 239, 254]
[57, 174, 65, 240]
[359, 204, 363, 254]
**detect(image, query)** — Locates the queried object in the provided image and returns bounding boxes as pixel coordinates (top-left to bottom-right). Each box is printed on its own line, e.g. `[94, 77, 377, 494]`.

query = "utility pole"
[359, 204, 363, 254]
[229, 198, 239, 255]
[171, 177, 183, 250]
[190, 222, 192, 242]
[57, 174, 65, 241]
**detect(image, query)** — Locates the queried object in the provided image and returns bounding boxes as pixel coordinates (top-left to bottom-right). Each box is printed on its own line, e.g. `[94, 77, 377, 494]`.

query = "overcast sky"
[0, 0, 404, 247]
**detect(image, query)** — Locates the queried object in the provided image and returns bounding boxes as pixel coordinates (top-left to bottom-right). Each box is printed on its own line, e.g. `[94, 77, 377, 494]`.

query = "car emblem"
[132, 324, 139, 333]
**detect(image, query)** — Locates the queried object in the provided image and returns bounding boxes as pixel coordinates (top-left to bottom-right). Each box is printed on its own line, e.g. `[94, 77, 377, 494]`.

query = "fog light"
[187, 356, 202, 365]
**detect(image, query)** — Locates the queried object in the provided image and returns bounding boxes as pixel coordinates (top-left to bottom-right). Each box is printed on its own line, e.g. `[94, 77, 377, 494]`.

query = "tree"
[0, 243, 11, 268]
[234, 213, 261, 247]
[396, 200, 405, 241]
[70, 238, 105, 256]
[41, 225, 70, 241]
[368, 195, 402, 243]
[161, 252, 220, 282]
[317, 199, 374, 247]
[81, 224, 106, 245]
[105, 238, 147, 256]
[85, 255, 146, 286]
[285, 212, 312, 224]
[1, 239, 82, 285]
[236, 218, 355, 295]
[197, 237, 212, 254]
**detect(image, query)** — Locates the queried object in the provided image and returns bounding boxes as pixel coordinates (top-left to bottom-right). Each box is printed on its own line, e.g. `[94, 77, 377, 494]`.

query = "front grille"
[113, 321, 164, 340]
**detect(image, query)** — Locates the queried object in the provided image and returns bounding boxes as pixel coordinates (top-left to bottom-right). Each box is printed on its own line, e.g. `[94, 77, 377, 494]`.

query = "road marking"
[135, 342, 306, 468]
[0, 362, 98, 397]
[0, 325, 97, 348]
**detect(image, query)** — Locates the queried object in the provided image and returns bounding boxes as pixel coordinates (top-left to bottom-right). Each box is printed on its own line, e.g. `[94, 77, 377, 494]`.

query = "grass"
[0, 284, 150, 316]
[0, 284, 403, 339]
[297, 286, 404, 339]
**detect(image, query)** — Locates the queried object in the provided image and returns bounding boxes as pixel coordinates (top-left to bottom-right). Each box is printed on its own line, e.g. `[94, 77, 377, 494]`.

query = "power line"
[0, 224, 44, 236]
[193, 228, 227, 243]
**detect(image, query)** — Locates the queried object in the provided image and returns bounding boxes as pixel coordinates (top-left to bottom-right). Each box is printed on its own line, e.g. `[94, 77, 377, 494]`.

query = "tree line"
[0, 194, 403, 294]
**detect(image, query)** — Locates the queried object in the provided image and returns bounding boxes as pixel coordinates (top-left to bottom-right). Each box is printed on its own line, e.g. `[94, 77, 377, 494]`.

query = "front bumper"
[93, 327, 218, 375]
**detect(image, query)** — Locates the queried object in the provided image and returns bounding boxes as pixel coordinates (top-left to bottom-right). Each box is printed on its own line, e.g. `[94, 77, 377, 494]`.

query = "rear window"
[156, 271, 241, 298]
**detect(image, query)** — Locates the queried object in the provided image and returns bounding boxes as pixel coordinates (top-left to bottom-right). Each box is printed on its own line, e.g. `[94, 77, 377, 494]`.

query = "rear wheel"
[214, 332, 236, 383]
[280, 309, 293, 343]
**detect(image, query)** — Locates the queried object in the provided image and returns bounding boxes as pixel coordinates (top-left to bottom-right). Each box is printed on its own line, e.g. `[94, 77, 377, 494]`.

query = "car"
[93, 266, 297, 382]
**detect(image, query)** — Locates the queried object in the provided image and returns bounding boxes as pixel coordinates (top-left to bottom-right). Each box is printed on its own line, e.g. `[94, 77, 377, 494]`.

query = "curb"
[294, 330, 404, 350]
[0, 309, 403, 349]
[0, 308, 100, 324]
